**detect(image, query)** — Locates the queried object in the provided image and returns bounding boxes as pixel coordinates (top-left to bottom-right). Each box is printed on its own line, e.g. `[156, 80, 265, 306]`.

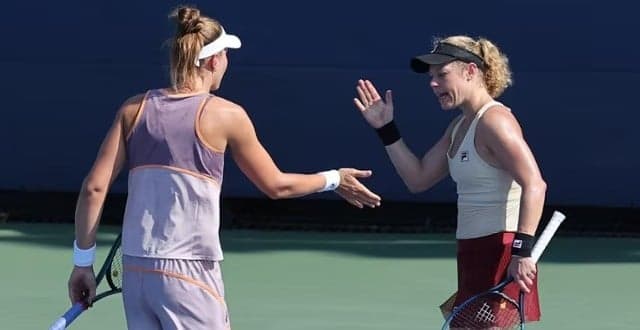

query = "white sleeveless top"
[447, 101, 521, 239]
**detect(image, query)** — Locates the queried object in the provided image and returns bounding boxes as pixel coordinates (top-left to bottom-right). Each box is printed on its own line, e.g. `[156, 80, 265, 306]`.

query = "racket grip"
[531, 211, 566, 263]
[48, 302, 86, 330]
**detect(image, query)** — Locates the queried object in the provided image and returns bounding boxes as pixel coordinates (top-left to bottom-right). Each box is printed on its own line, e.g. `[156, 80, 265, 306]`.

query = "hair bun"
[174, 6, 202, 35]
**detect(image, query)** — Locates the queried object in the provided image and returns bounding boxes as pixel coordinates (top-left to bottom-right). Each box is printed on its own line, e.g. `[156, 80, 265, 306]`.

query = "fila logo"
[460, 151, 469, 162]
[512, 239, 523, 248]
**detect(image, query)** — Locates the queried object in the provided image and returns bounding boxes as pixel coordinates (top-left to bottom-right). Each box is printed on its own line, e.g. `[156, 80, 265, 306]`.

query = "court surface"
[1, 223, 638, 329]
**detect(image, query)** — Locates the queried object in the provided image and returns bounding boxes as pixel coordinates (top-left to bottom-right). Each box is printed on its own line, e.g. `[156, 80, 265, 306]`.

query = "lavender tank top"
[122, 89, 225, 261]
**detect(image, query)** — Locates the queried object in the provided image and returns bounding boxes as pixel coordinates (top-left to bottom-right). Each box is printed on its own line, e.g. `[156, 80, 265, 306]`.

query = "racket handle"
[48, 302, 86, 330]
[531, 211, 566, 263]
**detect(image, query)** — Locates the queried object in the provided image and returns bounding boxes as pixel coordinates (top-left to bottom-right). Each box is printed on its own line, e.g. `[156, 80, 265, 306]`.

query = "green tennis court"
[1, 222, 638, 329]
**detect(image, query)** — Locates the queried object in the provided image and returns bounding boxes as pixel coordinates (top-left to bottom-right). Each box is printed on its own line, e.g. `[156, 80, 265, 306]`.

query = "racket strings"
[107, 246, 123, 289]
[449, 293, 521, 329]
[475, 302, 496, 323]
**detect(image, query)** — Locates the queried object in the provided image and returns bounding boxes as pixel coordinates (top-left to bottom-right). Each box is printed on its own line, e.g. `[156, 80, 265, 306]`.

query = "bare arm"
[353, 79, 453, 193]
[384, 120, 456, 193]
[74, 96, 140, 248]
[479, 109, 547, 235]
[68, 95, 141, 305]
[480, 108, 547, 293]
[222, 102, 380, 206]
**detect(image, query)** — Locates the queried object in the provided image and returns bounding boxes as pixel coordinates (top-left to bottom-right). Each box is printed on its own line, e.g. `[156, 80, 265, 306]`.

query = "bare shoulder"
[119, 93, 146, 116]
[203, 96, 250, 123]
[478, 104, 523, 137]
[118, 93, 145, 120]
[206, 96, 244, 111]
[118, 93, 147, 134]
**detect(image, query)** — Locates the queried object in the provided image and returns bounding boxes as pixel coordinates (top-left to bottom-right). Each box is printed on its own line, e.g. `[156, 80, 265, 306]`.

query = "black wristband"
[376, 121, 401, 146]
[511, 233, 535, 257]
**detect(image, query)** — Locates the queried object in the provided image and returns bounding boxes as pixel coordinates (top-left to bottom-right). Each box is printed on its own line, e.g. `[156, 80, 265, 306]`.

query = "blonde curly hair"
[436, 36, 512, 98]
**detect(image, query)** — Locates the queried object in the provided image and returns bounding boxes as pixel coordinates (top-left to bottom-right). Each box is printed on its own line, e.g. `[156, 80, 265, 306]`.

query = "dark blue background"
[1, 0, 638, 207]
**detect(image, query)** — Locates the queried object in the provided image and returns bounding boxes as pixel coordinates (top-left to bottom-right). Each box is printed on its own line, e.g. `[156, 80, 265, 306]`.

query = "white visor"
[195, 27, 242, 66]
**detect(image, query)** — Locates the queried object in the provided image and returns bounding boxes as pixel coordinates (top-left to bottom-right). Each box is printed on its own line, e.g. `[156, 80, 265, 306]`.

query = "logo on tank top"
[460, 151, 469, 162]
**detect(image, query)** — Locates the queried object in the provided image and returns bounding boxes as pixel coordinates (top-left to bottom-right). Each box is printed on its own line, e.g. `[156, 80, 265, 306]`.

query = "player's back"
[122, 89, 225, 261]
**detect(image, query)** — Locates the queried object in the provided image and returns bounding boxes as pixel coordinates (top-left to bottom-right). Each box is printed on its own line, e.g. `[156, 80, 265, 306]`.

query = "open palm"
[353, 79, 394, 129]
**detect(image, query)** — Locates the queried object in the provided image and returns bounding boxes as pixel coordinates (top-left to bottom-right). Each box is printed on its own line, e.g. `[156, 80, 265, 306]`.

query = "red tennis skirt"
[454, 231, 541, 322]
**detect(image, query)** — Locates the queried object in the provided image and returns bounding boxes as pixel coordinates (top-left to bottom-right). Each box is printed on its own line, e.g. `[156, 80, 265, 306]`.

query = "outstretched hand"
[335, 168, 382, 208]
[353, 79, 394, 129]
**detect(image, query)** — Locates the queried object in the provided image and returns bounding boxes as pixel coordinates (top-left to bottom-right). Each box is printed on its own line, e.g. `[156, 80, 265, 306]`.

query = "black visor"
[410, 42, 485, 73]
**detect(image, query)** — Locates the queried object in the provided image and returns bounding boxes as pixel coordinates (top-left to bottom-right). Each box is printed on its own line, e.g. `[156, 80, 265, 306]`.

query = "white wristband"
[318, 170, 341, 192]
[73, 240, 96, 267]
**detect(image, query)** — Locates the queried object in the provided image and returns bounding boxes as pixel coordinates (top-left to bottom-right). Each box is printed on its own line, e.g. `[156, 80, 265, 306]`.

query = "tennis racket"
[49, 233, 123, 330]
[442, 210, 566, 330]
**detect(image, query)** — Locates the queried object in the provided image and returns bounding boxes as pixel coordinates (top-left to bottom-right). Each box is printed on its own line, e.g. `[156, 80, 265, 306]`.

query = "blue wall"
[1, 0, 638, 207]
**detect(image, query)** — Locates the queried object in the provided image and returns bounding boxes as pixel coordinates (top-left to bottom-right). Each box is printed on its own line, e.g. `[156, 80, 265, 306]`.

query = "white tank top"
[447, 100, 521, 239]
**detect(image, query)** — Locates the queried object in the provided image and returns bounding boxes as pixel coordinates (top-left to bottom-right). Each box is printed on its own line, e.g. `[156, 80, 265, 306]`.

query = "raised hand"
[335, 168, 382, 208]
[353, 79, 394, 129]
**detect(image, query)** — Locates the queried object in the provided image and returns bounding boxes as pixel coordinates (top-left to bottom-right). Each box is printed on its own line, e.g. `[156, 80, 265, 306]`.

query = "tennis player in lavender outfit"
[66, 5, 381, 329]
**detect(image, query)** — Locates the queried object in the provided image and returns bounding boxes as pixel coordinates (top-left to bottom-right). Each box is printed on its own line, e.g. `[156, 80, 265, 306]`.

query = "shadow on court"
[2, 190, 640, 263]
[220, 230, 640, 264]
[2, 222, 639, 264]
[0, 223, 121, 247]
